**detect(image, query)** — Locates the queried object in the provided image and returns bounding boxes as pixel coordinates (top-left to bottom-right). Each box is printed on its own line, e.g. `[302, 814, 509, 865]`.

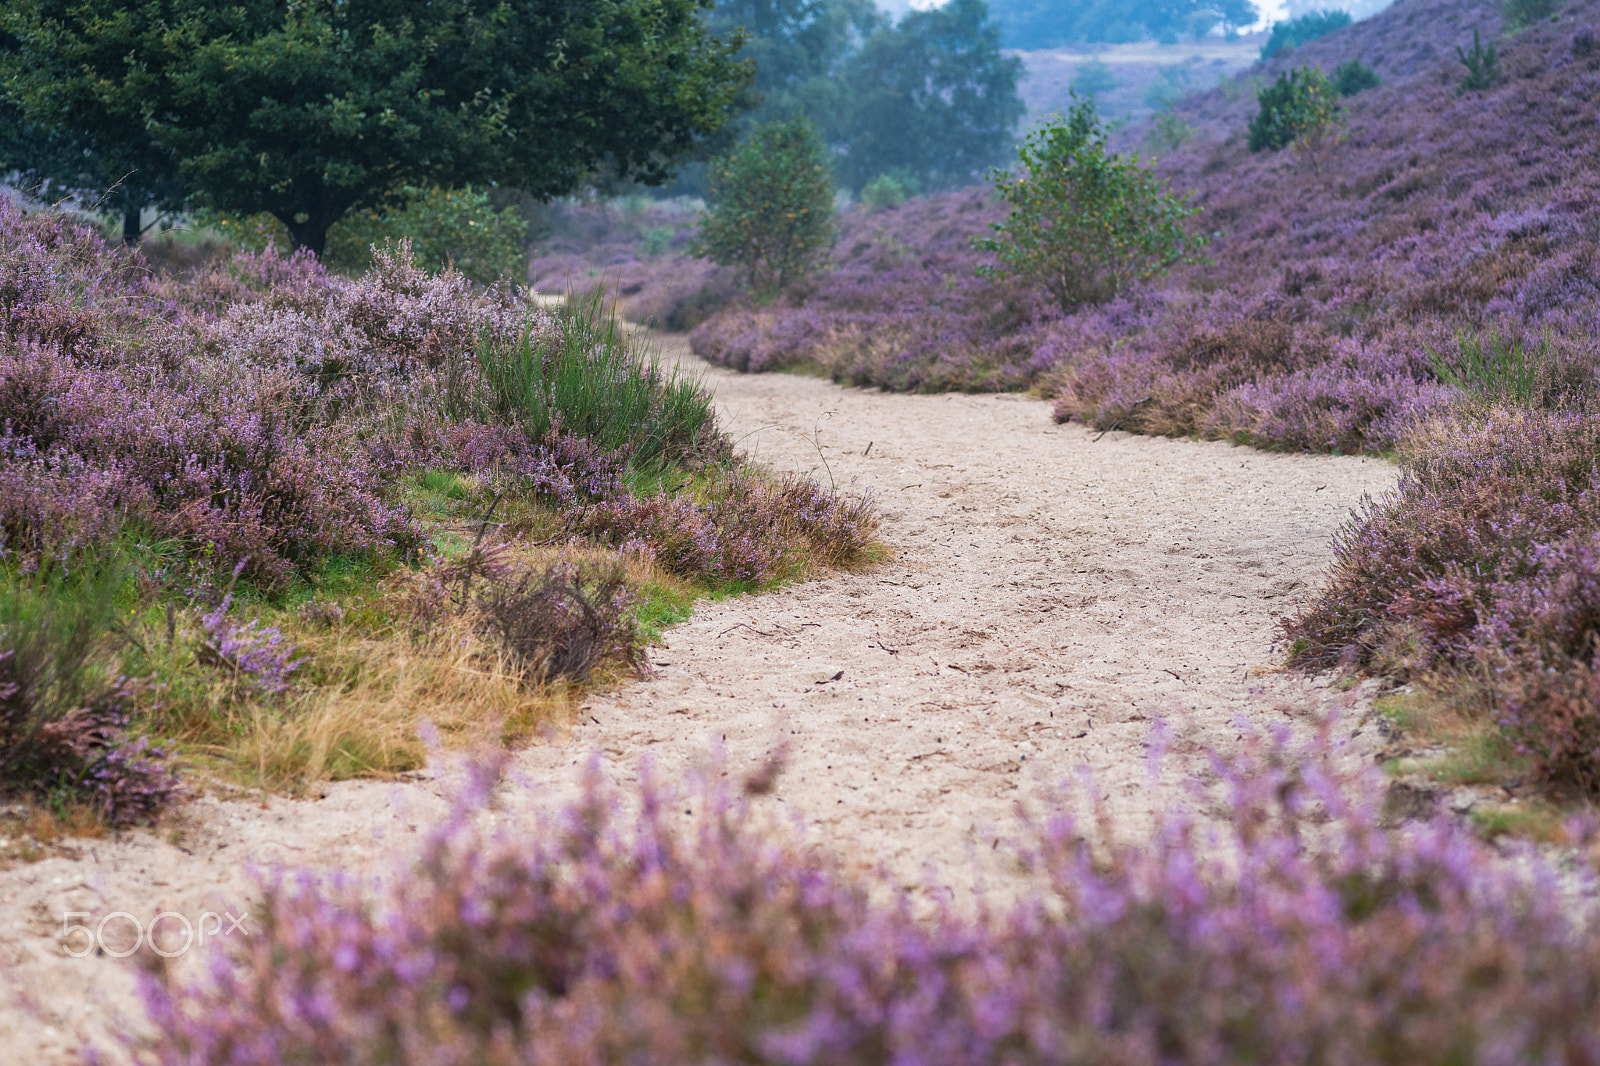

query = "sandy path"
[518, 337, 1398, 888]
[0, 341, 1396, 1061]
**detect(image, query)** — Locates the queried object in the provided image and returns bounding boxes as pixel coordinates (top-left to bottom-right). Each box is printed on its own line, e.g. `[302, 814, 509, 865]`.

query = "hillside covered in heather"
[692, 0, 1600, 454]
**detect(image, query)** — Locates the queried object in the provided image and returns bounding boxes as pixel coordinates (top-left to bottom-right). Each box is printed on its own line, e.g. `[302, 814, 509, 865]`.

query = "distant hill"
[692, 0, 1600, 447]
[1011, 37, 1264, 127]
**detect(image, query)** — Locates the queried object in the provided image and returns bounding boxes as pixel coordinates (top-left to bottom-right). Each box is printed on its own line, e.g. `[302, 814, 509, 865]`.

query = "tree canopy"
[832, 0, 1024, 192]
[0, 0, 751, 254]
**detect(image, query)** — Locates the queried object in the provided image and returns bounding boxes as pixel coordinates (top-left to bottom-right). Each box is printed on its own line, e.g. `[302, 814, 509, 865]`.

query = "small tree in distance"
[1248, 66, 1345, 155]
[974, 97, 1207, 314]
[694, 119, 838, 298]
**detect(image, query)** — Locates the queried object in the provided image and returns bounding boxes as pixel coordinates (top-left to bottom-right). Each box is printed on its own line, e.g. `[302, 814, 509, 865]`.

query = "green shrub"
[638, 226, 676, 258]
[1503, 0, 1561, 31]
[693, 118, 838, 297]
[1142, 65, 1193, 110]
[1332, 59, 1381, 96]
[1457, 28, 1503, 93]
[860, 173, 912, 211]
[1248, 65, 1345, 154]
[325, 186, 527, 285]
[1427, 328, 1551, 408]
[1146, 110, 1194, 153]
[975, 97, 1207, 313]
[205, 186, 528, 285]
[471, 290, 724, 474]
[1260, 10, 1353, 58]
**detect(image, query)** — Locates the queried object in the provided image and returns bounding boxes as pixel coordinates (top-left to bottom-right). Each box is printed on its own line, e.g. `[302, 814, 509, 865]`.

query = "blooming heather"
[1288, 407, 1600, 792]
[134, 734, 1600, 1064]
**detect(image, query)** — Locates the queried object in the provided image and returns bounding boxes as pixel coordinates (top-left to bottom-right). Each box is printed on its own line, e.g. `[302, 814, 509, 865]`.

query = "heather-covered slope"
[693, 0, 1600, 453]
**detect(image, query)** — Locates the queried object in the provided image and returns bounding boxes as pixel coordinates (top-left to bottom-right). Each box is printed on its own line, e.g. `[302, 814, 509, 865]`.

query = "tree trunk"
[284, 216, 328, 259]
[122, 206, 142, 246]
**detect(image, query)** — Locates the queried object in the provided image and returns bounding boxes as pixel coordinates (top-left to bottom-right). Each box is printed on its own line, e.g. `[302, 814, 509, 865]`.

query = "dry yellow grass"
[157, 544, 696, 794]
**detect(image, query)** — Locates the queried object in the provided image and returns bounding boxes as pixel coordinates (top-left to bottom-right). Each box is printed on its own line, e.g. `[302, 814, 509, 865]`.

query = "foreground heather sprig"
[133, 731, 1600, 1065]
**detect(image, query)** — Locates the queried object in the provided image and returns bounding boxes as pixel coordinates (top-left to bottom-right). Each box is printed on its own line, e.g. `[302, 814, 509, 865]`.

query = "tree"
[974, 97, 1206, 313]
[1070, 58, 1120, 101]
[707, 0, 880, 121]
[1260, 10, 1352, 59]
[1, 0, 751, 256]
[694, 118, 836, 296]
[1456, 28, 1502, 94]
[1248, 66, 1345, 154]
[0, 22, 186, 243]
[833, 0, 1024, 193]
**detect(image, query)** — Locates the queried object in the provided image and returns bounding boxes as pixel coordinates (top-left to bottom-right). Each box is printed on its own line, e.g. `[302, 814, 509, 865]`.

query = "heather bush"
[694, 186, 1051, 391]
[429, 549, 644, 684]
[0, 558, 181, 825]
[133, 735, 1600, 1065]
[691, 0, 1600, 454]
[0, 195, 879, 799]
[579, 469, 876, 584]
[694, 118, 838, 297]
[976, 98, 1207, 313]
[1287, 405, 1600, 791]
[198, 589, 307, 696]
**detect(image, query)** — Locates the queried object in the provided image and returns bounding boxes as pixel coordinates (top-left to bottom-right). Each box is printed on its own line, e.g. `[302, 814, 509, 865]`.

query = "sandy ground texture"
[0, 337, 1396, 1062]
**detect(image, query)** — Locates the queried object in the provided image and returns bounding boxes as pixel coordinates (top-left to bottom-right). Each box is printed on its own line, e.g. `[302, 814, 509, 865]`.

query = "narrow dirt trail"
[0, 339, 1395, 1061]
[517, 336, 1398, 889]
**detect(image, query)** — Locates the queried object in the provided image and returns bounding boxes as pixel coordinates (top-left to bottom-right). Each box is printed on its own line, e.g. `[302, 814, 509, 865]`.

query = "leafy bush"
[1504, 0, 1561, 31]
[1332, 59, 1381, 96]
[208, 186, 528, 284]
[694, 118, 838, 297]
[1147, 110, 1195, 153]
[1457, 28, 1502, 93]
[0, 559, 181, 825]
[132, 736, 1600, 1065]
[976, 98, 1207, 313]
[859, 173, 912, 211]
[1248, 65, 1346, 153]
[323, 186, 528, 285]
[1142, 64, 1193, 110]
[637, 225, 675, 257]
[1260, 9, 1353, 58]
